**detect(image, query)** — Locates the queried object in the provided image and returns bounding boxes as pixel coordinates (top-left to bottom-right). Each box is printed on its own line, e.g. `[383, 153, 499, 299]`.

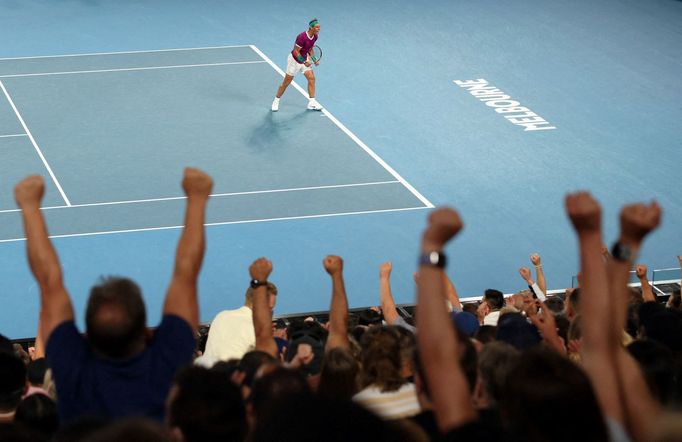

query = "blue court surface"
[1, 0, 681, 338]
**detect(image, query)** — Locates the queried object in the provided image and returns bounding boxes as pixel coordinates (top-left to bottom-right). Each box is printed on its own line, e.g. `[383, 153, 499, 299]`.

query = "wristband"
[418, 251, 447, 268]
[250, 279, 269, 289]
[297, 55, 305, 63]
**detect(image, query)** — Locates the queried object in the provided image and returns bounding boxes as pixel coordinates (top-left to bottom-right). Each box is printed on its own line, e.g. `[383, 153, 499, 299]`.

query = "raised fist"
[422, 207, 463, 249]
[519, 267, 532, 282]
[379, 262, 392, 278]
[249, 257, 272, 281]
[14, 175, 45, 208]
[182, 168, 213, 198]
[565, 192, 601, 233]
[323, 255, 343, 275]
[619, 202, 661, 244]
[635, 264, 648, 279]
[530, 253, 541, 266]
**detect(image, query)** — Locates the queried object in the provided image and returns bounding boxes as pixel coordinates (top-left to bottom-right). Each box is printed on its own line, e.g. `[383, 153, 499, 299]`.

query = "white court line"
[249, 45, 434, 209]
[0, 60, 267, 79]
[0, 80, 71, 206]
[0, 134, 27, 138]
[0, 180, 401, 214]
[0, 206, 430, 243]
[0, 45, 252, 61]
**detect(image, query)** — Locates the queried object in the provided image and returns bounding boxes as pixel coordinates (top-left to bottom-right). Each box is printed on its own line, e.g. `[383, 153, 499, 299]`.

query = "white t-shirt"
[203, 306, 255, 361]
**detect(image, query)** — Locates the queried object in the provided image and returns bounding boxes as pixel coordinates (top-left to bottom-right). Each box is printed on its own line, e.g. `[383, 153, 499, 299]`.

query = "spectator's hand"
[250, 257, 272, 281]
[289, 343, 314, 368]
[530, 253, 541, 266]
[600, 245, 611, 259]
[14, 175, 45, 208]
[323, 255, 343, 276]
[568, 339, 582, 355]
[528, 301, 564, 352]
[635, 264, 648, 279]
[519, 267, 532, 283]
[565, 192, 601, 234]
[380, 262, 392, 279]
[619, 202, 661, 244]
[182, 167, 213, 199]
[422, 207, 463, 250]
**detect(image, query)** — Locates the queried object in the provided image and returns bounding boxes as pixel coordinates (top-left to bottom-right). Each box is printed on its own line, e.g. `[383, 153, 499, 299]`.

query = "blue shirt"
[46, 315, 194, 423]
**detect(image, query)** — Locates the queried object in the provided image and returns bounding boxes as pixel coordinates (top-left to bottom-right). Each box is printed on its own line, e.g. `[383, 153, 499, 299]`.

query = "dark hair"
[15, 394, 59, 438]
[319, 347, 360, 401]
[496, 313, 541, 350]
[252, 394, 405, 442]
[250, 367, 311, 420]
[357, 308, 383, 326]
[484, 289, 505, 310]
[544, 297, 565, 314]
[85, 276, 147, 359]
[478, 342, 520, 405]
[0, 352, 26, 411]
[639, 307, 682, 352]
[80, 418, 170, 442]
[669, 289, 681, 310]
[500, 349, 609, 442]
[238, 351, 277, 388]
[359, 326, 404, 392]
[27, 358, 48, 386]
[475, 325, 498, 344]
[168, 366, 246, 442]
[627, 340, 677, 405]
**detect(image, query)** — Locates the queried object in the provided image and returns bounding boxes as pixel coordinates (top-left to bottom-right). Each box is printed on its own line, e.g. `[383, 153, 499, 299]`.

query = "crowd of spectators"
[1, 168, 681, 441]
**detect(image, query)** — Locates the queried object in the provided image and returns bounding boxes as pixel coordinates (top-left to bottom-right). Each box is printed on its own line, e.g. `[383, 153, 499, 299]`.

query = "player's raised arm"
[162, 168, 212, 332]
[15, 176, 75, 343]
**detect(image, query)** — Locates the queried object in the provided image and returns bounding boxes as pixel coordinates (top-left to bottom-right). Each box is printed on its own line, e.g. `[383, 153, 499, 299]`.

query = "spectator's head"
[483, 289, 504, 311]
[318, 347, 359, 401]
[462, 302, 479, 316]
[167, 366, 246, 442]
[0, 334, 13, 355]
[357, 308, 383, 327]
[244, 282, 277, 311]
[566, 288, 581, 319]
[496, 313, 541, 351]
[85, 276, 147, 359]
[639, 307, 682, 352]
[0, 352, 27, 418]
[500, 349, 609, 442]
[286, 320, 327, 376]
[252, 393, 406, 442]
[544, 297, 564, 314]
[14, 393, 59, 438]
[451, 311, 480, 338]
[249, 367, 311, 424]
[393, 326, 417, 379]
[474, 325, 498, 344]
[82, 418, 170, 442]
[359, 326, 404, 392]
[627, 340, 677, 405]
[237, 351, 277, 390]
[475, 341, 520, 407]
[27, 358, 47, 387]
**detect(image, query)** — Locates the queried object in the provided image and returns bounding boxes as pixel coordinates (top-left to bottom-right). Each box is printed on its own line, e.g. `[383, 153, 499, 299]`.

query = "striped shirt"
[353, 383, 421, 420]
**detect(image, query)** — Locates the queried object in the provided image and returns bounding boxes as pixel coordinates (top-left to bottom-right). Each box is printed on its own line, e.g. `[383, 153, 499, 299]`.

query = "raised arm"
[519, 266, 546, 301]
[565, 192, 623, 424]
[251, 258, 278, 358]
[379, 262, 400, 325]
[162, 168, 212, 332]
[415, 208, 476, 432]
[635, 264, 656, 303]
[530, 253, 547, 295]
[608, 203, 662, 441]
[443, 273, 462, 310]
[15, 176, 74, 343]
[324, 255, 350, 351]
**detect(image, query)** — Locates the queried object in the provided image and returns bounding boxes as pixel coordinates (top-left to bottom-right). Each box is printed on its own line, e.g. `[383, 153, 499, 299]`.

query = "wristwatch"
[418, 251, 447, 268]
[250, 279, 269, 289]
[610, 241, 633, 262]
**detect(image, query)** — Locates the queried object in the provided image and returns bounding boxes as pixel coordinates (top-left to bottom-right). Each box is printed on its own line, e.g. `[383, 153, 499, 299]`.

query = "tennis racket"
[310, 45, 322, 63]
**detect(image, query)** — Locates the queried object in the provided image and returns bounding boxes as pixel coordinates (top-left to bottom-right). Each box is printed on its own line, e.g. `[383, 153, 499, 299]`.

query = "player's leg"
[272, 75, 293, 111]
[304, 70, 322, 111]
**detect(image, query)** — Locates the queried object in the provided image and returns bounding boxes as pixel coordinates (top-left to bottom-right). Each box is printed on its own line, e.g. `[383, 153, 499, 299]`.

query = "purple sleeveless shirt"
[291, 31, 317, 64]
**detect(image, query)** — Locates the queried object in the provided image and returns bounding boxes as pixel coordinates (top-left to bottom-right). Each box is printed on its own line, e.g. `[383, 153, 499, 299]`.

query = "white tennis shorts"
[285, 53, 312, 76]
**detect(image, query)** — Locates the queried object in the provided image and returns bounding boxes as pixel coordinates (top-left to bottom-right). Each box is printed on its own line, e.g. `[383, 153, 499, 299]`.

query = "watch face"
[611, 242, 631, 261]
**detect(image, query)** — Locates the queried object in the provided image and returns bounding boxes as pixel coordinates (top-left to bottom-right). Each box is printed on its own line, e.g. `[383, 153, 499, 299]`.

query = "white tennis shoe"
[271, 97, 280, 112]
[307, 98, 323, 111]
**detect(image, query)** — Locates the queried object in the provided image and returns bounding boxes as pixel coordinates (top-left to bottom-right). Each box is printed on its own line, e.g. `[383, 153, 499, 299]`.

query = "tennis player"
[271, 18, 322, 112]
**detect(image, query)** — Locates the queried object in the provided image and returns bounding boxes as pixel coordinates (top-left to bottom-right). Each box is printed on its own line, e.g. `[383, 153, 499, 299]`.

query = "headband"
[309, 19, 319, 28]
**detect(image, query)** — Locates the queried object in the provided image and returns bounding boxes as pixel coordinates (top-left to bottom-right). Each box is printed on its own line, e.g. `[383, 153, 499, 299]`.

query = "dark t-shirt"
[46, 315, 194, 423]
[291, 31, 317, 63]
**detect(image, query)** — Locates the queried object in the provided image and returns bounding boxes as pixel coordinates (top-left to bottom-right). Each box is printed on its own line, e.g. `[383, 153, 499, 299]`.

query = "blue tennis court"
[1, 0, 680, 338]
